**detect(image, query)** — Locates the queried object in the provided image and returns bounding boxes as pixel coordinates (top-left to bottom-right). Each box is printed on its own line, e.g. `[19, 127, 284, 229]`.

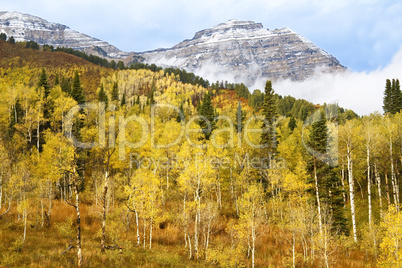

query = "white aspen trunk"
[217, 169, 222, 208]
[48, 181, 52, 220]
[101, 171, 108, 252]
[367, 147, 372, 231]
[188, 234, 192, 259]
[314, 162, 323, 235]
[194, 206, 199, 259]
[41, 198, 44, 228]
[143, 219, 146, 249]
[375, 162, 383, 218]
[132, 199, 140, 246]
[74, 181, 83, 268]
[95, 176, 98, 206]
[292, 232, 296, 268]
[0, 172, 2, 210]
[149, 217, 153, 250]
[252, 225, 255, 268]
[23, 207, 27, 242]
[347, 145, 358, 243]
[390, 140, 399, 210]
[341, 165, 346, 206]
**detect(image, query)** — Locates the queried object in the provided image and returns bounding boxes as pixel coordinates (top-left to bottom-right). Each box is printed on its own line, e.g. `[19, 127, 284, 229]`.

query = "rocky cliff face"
[0, 13, 345, 85]
[138, 20, 345, 85]
[0, 11, 128, 59]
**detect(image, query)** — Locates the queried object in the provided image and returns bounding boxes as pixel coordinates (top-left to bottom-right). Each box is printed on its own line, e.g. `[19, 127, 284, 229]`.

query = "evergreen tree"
[288, 117, 297, 132]
[60, 76, 71, 94]
[110, 60, 117, 69]
[176, 102, 184, 123]
[121, 92, 126, 106]
[71, 71, 85, 104]
[307, 110, 348, 234]
[7, 36, 15, 44]
[234, 101, 245, 133]
[260, 80, 277, 157]
[117, 61, 125, 70]
[383, 78, 402, 114]
[97, 84, 109, 109]
[54, 73, 60, 86]
[111, 82, 119, 102]
[0, 33, 7, 41]
[198, 92, 216, 140]
[37, 69, 50, 98]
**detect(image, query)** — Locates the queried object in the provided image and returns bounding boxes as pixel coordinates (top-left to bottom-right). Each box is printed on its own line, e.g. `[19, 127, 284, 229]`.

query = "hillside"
[0, 40, 113, 96]
[0, 26, 401, 268]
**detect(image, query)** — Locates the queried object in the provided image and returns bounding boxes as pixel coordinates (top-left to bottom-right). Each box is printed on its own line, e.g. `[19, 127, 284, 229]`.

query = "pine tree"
[7, 36, 15, 44]
[288, 117, 297, 132]
[383, 78, 402, 114]
[97, 84, 108, 109]
[0, 33, 7, 41]
[235, 101, 245, 133]
[71, 71, 85, 104]
[111, 82, 119, 102]
[54, 73, 60, 86]
[260, 80, 277, 157]
[121, 92, 126, 106]
[176, 102, 184, 123]
[307, 110, 347, 235]
[199, 92, 216, 140]
[37, 69, 50, 98]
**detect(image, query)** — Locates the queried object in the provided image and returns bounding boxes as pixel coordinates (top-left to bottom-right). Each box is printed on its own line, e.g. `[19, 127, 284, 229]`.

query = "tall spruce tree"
[111, 82, 119, 102]
[198, 92, 216, 140]
[235, 101, 245, 133]
[71, 71, 85, 104]
[383, 78, 402, 114]
[307, 110, 348, 234]
[37, 68, 50, 98]
[260, 80, 277, 157]
[97, 84, 108, 109]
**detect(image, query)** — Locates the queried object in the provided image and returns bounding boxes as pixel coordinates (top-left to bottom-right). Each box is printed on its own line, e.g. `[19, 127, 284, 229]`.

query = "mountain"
[0, 12, 345, 85]
[136, 20, 345, 85]
[0, 11, 128, 59]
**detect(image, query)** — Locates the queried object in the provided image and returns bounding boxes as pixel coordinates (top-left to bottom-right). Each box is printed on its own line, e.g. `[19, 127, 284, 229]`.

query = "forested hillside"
[0, 40, 401, 268]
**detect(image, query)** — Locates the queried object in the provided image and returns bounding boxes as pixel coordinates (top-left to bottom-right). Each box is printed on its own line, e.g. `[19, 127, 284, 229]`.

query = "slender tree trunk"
[252, 225, 255, 268]
[292, 232, 296, 268]
[101, 171, 108, 252]
[149, 216, 153, 249]
[143, 218, 146, 249]
[390, 141, 399, 210]
[132, 200, 140, 246]
[347, 146, 358, 243]
[74, 181, 83, 268]
[0, 171, 2, 210]
[384, 173, 390, 208]
[314, 161, 323, 235]
[367, 147, 372, 231]
[41, 198, 44, 228]
[375, 162, 383, 218]
[341, 165, 346, 206]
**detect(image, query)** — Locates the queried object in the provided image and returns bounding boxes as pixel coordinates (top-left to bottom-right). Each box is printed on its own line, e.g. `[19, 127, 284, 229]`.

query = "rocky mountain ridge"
[0, 12, 345, 85]
[0, 11, 128, 59]
[137, 20, 345, 85]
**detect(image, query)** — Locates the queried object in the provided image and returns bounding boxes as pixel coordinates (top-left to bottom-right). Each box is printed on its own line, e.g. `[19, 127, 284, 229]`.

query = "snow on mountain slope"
[137, 20, 345, 85]
[0, 11, 128, 59]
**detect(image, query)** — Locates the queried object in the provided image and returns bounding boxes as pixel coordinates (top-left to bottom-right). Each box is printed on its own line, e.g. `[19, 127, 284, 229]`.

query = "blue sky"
[2, 0, 402, 72]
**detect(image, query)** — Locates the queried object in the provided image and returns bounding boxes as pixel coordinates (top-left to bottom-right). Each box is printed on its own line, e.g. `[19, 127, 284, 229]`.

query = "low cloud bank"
[251, 46, 402, 116]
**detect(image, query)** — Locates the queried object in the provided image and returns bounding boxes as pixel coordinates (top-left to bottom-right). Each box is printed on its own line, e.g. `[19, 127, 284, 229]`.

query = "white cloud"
[256, 46, 402, 116]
